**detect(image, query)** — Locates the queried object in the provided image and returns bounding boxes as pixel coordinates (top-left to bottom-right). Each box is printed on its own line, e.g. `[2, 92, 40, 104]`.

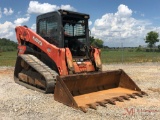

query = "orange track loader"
[14, 10, 147, 112]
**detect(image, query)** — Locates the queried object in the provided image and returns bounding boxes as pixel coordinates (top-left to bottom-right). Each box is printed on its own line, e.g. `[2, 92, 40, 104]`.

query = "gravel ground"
[0, 63, 160, 120]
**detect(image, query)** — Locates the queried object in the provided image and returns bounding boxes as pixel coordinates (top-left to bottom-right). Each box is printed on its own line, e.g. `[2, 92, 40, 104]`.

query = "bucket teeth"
[114, 97, 124, 102]
[133, 92, 143, 97]
[79, 106, 88, 113]
[87, 104, 97, 110]
[141, 91, 148, 96]
[127, 94, 137, 99]
[96, 101, 107, 107]
[121, 95, 130, 100]
[133, 93, 143, 97]
[106, 99, 116, 105]
[78, 91, 147, 112]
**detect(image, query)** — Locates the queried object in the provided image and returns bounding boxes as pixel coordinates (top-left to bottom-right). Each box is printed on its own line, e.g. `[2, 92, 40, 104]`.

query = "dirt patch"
[0, 63, 160, 120]
[0, 67, 14, 74]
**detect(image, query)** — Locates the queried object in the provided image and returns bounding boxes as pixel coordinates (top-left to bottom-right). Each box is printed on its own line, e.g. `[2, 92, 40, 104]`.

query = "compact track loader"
[14, 10, 147, 112]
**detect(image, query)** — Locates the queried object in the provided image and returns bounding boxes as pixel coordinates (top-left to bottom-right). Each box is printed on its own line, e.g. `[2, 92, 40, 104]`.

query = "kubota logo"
[33, 36, 42, 46]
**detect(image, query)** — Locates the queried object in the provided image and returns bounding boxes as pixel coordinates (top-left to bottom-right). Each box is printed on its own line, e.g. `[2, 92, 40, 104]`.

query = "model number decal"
[33, 36, 42, 46]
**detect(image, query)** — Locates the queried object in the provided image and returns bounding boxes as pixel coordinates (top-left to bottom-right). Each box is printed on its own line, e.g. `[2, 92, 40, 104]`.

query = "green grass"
[0, 50, 160, 66]
[0, 51, 17, 66]
[101, 49, 160, 63]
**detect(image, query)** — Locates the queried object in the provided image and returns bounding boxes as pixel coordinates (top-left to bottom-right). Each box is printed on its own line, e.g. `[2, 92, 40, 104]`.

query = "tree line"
[90, 31, 160, 51]
[0, 31, 158, 52]
[0, 38, 17, 52]
[0, 37, 104, 53]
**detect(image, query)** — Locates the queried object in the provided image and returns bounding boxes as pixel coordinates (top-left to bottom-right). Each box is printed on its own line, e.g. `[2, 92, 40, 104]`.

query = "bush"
[146, 48, 160, 52]
[128, 49, 134, 52]
[136, 47, 143, 52]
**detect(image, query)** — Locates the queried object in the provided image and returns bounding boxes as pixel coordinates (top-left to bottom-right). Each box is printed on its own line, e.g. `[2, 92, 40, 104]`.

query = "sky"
[0, 0, 160, 47]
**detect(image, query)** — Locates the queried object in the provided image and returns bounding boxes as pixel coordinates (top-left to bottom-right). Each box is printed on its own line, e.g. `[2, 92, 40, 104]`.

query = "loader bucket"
[54, 69, 147, 112]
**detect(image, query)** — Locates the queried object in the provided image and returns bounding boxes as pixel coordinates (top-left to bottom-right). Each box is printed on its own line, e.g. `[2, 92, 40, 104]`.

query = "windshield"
[63, 19, 85, 36]
[63, 17, 87, 56]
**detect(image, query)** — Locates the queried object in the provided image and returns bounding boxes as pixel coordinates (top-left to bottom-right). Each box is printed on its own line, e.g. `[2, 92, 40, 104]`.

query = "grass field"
[0, 51, 17, 66]
[101, 49, 160, 63]
[0, 50, 160, 66]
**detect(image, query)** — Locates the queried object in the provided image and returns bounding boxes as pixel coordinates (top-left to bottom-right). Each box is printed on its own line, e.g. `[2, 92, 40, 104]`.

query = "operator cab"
[36, 10, 90, 57]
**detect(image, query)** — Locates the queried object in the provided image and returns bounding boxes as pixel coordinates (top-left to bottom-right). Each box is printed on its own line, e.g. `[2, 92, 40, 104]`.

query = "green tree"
[89, 36, 104, 48]
[145, 31, 159, 49]
[89, 36, 95, 45]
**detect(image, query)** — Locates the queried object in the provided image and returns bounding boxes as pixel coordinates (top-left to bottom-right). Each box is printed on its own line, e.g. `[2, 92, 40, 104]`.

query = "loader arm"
[15, 26, 68, 75]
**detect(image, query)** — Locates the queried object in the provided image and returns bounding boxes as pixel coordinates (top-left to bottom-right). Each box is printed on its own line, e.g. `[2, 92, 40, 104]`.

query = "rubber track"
[19, 54, 58, 93]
